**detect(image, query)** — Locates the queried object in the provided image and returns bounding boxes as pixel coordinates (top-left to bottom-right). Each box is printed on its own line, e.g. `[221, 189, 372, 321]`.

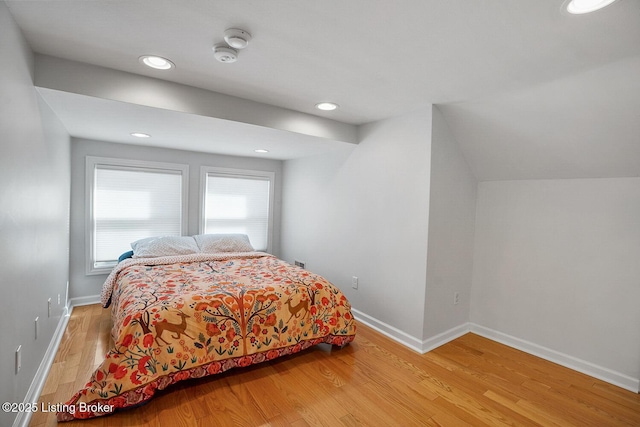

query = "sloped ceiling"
[440, 55, 640, 180]
[5, 0, 640, 179]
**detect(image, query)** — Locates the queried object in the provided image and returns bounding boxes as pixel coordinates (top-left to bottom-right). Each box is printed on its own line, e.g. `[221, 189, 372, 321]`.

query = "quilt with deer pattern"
[57, 252, 356, 421]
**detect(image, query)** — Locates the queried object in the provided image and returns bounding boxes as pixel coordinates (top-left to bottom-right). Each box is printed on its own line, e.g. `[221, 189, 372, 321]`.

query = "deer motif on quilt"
[285, 295, 309, 323]
[155, 311, 194, 346]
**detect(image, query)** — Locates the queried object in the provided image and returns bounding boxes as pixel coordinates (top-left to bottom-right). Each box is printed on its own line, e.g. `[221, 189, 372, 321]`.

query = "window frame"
[85, 156, 189, 275]
[199, 166, 275, 253]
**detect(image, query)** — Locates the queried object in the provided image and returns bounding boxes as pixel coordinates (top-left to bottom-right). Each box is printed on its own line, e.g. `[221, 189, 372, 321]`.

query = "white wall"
[424, 107, 477, 338]
[35, 54, 358, 144]
[69, 138, 283, 304]
[281, 106, 432, 342]
[471, 178, 640, 389]
[0, 4, 70, 426]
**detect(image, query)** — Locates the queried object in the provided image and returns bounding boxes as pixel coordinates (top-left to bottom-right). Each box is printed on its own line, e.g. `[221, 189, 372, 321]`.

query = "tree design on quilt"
[116, 265, 194, 334]
[189, 276, 287, 356]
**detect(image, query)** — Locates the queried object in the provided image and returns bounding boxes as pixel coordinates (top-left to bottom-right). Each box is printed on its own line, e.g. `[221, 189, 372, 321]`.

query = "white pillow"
[131, 236, 199, 258]
[194, 234, 255, 253]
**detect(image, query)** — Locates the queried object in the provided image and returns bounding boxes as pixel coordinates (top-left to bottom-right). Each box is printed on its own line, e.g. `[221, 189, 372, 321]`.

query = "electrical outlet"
[16, 346, 21, 374]
[454, 292, 460, 305]
[58, 293, 61, 305]
[48, 298, 52, 317]
[352, 276, 358, 289]
[35, 317, 39, 339]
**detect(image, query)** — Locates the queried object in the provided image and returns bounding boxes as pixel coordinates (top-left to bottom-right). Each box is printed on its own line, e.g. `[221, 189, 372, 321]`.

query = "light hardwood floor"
[30, 304, 639, 426]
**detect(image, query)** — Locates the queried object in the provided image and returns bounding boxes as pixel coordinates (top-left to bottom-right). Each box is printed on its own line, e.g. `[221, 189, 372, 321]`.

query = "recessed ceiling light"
[566, 0, 618, 14]
[254, 149, 269, 153]
[130, 132, 151, 138]
[139, 55, 175, 70]
[315, 102, 339, 111]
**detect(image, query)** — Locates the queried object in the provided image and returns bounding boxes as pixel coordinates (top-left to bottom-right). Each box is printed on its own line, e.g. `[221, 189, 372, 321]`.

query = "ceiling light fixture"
[315, 102, 339, 111]
[213, 45, 239, 63]
[224, 28, 252, 49]
[566, 0, 618, 14]
[254, 149, 269, 153]
[130, 132, 151, 138]
[139, 55, 175, 70]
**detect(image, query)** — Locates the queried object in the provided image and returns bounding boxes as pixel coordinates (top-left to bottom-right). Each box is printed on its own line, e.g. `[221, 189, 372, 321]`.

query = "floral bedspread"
[58, 253, 356, 421]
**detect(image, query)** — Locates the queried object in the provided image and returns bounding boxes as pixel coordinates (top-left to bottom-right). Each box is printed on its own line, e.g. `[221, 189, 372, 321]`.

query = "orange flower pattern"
[58, 253, 356, 421]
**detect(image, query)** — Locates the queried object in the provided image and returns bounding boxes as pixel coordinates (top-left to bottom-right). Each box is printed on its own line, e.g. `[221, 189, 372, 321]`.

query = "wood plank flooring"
[30, 304, 640, 426]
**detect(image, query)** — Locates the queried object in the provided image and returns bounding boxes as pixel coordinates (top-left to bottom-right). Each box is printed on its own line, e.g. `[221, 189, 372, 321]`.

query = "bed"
[57, 235, 356, 421]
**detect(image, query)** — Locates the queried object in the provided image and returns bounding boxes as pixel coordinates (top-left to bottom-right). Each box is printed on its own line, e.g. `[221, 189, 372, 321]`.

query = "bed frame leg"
[332, 343, 350, 350]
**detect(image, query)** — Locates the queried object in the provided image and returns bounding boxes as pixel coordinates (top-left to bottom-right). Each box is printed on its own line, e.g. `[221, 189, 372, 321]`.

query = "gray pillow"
[131, 236, 199, 258]
[194, 234, 255, 253]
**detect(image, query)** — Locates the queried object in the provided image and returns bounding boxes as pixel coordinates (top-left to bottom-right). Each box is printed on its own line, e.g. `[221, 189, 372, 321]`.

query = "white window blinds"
[88, 158, 187, 272]
[203, 171, 273, 252]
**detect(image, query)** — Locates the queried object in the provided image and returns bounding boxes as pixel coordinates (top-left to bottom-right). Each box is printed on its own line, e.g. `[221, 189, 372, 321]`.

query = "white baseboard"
[352, 309, 470, 354]
[13, 307, 71, 427]
[352, 309, 425, 353]
[470, 323, 640, 394]
[69, 294, 101, 308]
[422, 323, 471, 353]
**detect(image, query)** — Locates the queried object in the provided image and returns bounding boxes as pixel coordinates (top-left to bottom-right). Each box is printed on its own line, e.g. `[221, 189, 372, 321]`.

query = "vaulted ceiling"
[5, 0, 640, 180]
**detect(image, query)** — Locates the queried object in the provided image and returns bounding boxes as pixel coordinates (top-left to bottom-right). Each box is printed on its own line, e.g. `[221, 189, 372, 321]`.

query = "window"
[87, 157, 188, 274]
[200, 167, 274, 252]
